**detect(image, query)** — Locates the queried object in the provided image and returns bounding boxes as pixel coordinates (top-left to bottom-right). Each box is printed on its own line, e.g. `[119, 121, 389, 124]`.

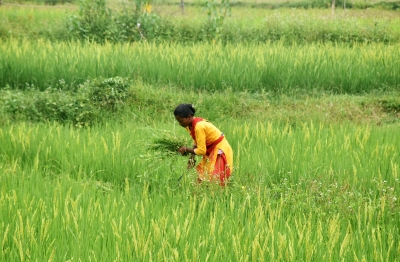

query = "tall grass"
[1, 39, 400, 93]
[0, 119, 399, 260]
[2, 3, 400, 44]
[0, 6, 71, 40]
[1, 119, 398, 189]
[227, 121, 399, 186]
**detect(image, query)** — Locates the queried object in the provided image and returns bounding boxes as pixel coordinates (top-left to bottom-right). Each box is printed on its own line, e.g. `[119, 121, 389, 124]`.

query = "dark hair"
[173, 104, 196, 117]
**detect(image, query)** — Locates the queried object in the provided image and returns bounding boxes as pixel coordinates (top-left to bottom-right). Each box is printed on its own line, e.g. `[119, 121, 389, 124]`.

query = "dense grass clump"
[0, 77, 131, 126]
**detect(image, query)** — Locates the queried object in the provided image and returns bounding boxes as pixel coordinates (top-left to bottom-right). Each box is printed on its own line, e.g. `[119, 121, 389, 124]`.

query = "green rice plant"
[0, 118, 399, 261]
[1, 39, 400, 93]
[147, 130, 191, 157]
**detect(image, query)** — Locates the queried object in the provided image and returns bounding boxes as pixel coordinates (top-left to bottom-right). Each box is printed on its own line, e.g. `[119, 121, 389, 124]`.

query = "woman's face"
[175, 115, 193, 128]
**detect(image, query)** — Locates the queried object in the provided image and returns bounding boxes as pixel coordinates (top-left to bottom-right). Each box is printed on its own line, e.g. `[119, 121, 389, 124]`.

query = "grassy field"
[0, 80, 399, 260]
[1, 1, 400, 261]
[1, 39, 400, 93]
[1, 3, 400, 42]
[0, 117, 399, 261]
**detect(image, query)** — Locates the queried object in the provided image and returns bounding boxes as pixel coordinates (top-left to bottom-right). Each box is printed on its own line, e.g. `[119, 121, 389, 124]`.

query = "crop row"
[1, 39, 399, 93]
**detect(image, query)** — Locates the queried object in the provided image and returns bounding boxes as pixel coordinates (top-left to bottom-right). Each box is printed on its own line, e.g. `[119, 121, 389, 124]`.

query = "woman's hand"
[179, 146, 196, 155]
[178, 146, 189, 156]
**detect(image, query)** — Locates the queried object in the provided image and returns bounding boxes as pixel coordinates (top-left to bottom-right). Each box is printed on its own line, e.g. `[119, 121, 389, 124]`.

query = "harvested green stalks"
[147, 131, 190, 157]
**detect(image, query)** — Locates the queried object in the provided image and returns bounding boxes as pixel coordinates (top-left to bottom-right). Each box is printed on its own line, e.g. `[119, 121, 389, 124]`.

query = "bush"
[67, 0, 163, 43]
[375, 1, 400, 10]
[0, 77, 131, 126]
[67, 0, 112, 43]
[78, 76, 130, 111]
[1, 85, 97, 126]
[44, 0, 74, 5]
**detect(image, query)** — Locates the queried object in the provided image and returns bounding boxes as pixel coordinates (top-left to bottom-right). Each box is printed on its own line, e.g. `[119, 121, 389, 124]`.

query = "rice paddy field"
[1, 1, 400, 261]
[0, 118, 399, 261]
[1, 39, 400, 93]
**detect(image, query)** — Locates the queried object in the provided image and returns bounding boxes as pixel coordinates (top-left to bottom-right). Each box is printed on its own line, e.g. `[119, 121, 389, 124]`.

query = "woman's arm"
[178, 146, 195, 155]
[193, 125, 207, 155]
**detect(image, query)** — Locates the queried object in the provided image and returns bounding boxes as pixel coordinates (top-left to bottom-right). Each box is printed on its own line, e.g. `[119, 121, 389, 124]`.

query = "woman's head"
[174, 104, 196, 118]
[174, 104, 196, 127]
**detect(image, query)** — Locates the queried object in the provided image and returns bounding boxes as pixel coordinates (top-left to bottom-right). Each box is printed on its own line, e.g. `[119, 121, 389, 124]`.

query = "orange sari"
[187, 118, 233, 185]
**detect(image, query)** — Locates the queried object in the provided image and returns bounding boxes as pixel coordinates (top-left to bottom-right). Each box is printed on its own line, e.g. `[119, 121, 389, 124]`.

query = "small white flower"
[137, 23, 141, 28]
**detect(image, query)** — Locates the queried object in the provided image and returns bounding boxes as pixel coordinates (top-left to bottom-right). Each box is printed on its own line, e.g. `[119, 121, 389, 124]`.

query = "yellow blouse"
[186, 120, 222, 155]
[185, 120, 233, 176]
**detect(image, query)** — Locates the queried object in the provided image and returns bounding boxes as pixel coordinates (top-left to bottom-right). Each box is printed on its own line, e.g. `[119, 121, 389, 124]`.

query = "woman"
[174, 104, 233, 185]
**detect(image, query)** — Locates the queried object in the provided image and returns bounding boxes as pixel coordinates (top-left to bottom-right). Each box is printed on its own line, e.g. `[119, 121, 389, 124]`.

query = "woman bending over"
[174, 104, 233, 186]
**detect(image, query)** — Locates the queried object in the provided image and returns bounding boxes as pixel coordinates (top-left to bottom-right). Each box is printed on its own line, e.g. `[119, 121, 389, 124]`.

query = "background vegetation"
[1, 0, 400, 43]
[1, 39, 399, 93]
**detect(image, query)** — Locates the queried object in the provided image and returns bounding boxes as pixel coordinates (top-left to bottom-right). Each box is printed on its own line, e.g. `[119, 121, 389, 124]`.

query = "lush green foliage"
[1, 76, 399, 127]
[0, 2, 399, 261]
[66, 0, 162, 43]
[0, 77, 131, 126]
[1, 4, 400, 43]
[1, 39, 400, 93]
[0, 117, 399, 261]
[4, 0, 74, 5]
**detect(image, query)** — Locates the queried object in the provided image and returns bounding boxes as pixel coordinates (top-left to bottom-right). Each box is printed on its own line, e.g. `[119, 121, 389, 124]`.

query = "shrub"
[78, 76, 131, 111]
[0, 77, 131, 126]
[67, 0, 163, 43]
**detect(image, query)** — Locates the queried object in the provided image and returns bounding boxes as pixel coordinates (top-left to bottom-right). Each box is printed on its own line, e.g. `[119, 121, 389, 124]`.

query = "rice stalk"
[147, 130, 190, 158]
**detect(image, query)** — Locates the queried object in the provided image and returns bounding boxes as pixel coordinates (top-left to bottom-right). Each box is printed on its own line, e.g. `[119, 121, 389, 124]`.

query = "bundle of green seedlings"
[147, 130, 191, 158]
